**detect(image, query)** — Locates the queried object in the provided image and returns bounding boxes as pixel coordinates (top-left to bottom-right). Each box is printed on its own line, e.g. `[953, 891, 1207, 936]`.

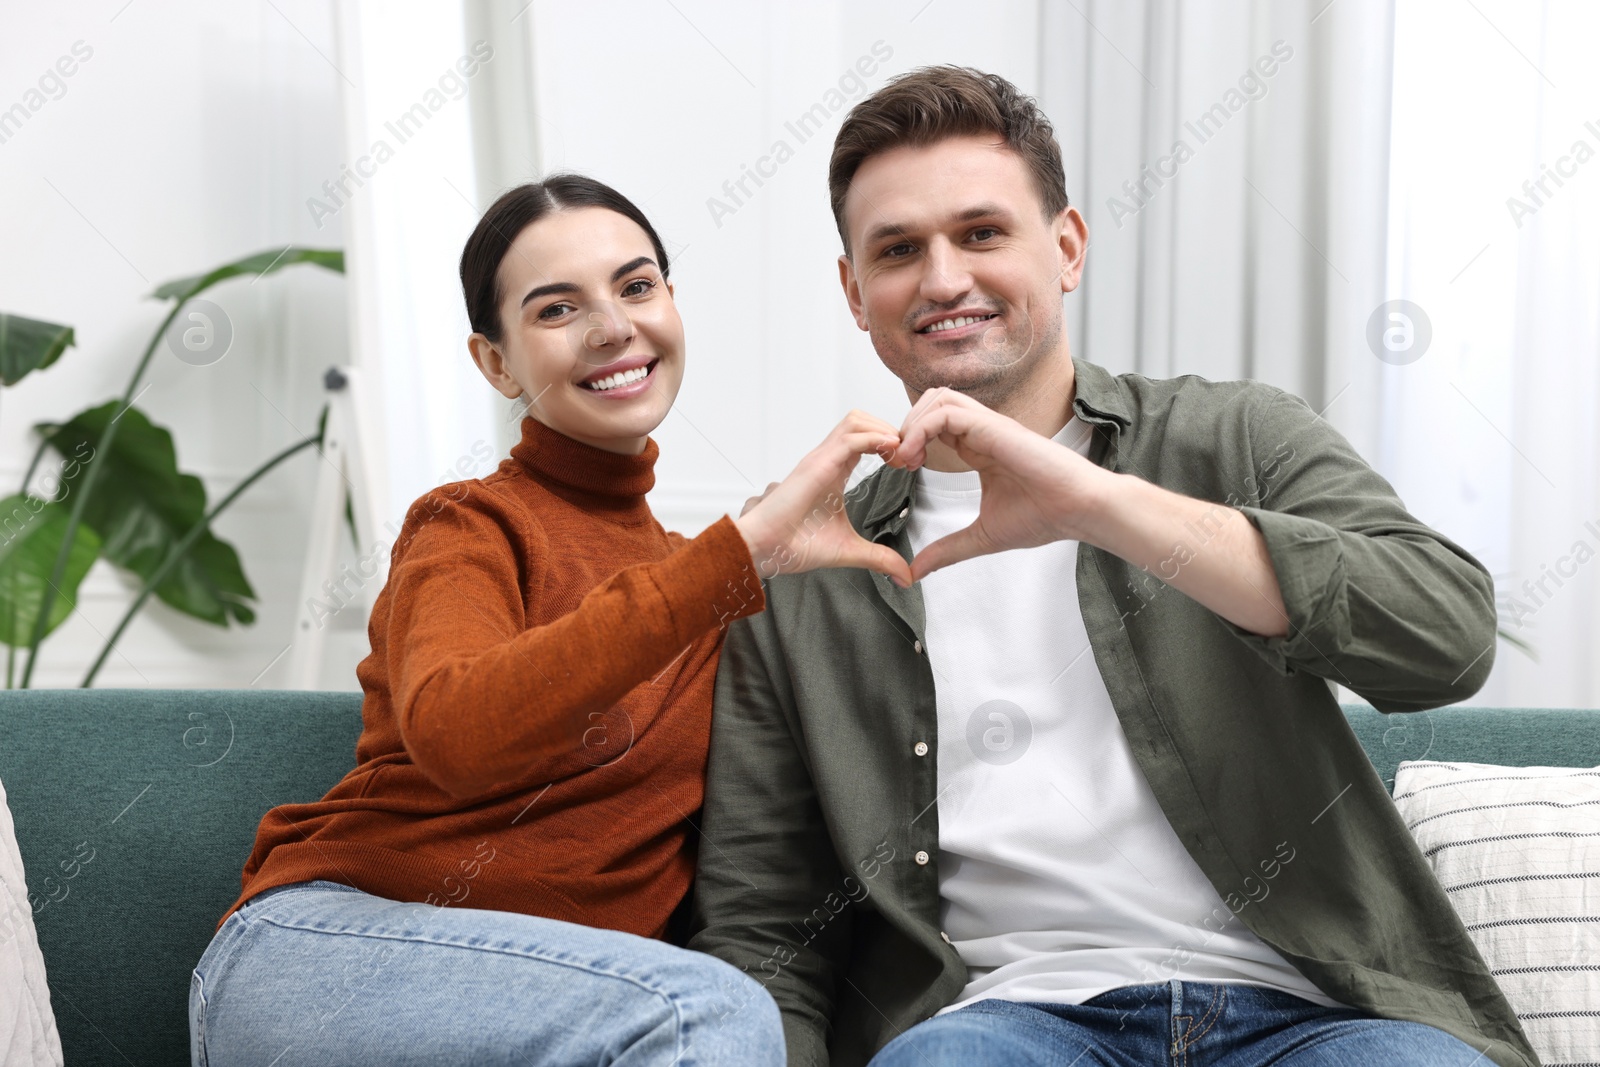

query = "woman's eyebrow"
[610, 256, 655, 281]
[521, 281, 578, 308]
[520, 257, 657, 308]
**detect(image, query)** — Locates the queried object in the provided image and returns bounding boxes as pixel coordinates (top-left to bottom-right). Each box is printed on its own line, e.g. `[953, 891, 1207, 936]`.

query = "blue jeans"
[189, 880, 782, 1066]
[870, 981, 1490, 1066]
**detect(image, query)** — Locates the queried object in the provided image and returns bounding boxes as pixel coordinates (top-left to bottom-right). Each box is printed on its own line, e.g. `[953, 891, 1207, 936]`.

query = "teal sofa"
[2, 689, 1597, 1066]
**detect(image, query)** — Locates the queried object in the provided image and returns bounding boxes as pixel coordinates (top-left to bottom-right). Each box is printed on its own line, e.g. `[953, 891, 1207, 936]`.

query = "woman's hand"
[734, 411, 913, 587]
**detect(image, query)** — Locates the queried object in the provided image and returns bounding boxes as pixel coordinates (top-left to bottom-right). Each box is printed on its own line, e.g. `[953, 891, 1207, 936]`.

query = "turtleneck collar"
[510, 416, 657, 502]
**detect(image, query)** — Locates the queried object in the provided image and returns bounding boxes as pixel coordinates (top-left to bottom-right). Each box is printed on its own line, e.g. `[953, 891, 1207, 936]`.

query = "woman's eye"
[538, 302, 573, 320]
[621, 278, 655, 298]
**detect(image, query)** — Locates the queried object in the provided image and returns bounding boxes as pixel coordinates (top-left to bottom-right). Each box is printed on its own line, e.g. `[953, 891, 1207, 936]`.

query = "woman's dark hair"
[459, 173, 671, 343]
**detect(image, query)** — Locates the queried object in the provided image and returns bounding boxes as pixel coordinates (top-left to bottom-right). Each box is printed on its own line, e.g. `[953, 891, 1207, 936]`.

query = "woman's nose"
[577, 301, 634, 356]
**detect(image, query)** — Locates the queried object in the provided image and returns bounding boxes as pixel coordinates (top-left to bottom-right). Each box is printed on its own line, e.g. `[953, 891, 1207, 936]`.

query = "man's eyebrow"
[862, 203, 1013, 247]
[954, 203, 1011, 223]
[519, 256, 659, 308]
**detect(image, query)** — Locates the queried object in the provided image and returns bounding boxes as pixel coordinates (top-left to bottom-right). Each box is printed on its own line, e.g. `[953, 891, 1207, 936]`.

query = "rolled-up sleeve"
[1224, 389, 1497, 712]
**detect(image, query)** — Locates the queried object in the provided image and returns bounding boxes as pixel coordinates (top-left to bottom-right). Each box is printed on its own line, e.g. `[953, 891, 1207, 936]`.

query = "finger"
[835, 431, 902, 468]
[832, 537, 914, 588]
[909, 524, 993, 582]
[896, 388, 964, 462]
[898, 395, 986, 469]
[836, 408, 900, 438]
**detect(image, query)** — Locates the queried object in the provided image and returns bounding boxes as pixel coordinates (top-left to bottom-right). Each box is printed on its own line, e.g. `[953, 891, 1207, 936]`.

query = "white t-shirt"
[905, 415, 1339, 1012]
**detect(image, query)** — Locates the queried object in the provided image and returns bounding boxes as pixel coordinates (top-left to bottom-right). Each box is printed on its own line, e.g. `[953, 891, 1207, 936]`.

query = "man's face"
[838, 134, 1087, 406]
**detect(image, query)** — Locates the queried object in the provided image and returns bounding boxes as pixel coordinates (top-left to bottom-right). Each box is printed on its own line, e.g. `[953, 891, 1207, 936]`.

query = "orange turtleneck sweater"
[225, 417, 765, 939]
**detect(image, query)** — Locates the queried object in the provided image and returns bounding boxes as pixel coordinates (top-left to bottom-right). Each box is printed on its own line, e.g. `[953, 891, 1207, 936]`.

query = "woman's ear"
[467, 333, 524, 400]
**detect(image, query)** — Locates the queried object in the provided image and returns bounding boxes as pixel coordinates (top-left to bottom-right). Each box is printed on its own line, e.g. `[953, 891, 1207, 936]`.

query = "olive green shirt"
[689, 358, 1537, 1067]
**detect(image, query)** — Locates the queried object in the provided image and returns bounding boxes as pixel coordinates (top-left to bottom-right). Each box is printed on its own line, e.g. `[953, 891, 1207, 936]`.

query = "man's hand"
[735, 411, 913, 587]
[893, 387, 1289, 637]
[892, 388, 1118, 581]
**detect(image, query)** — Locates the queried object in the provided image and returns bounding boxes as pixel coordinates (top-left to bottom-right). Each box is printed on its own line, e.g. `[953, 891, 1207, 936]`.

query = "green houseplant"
[1, 247, 343, 688]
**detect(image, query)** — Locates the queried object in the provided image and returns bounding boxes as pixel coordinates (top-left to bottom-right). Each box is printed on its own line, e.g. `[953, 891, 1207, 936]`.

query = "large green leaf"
[152, 247, 344, 302]
[0, 313, 74, 386]
[0, 494, 102, 645]
[36, 402, 256, 627]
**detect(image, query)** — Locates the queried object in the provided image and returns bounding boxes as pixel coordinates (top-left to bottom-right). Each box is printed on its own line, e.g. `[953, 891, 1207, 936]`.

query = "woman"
[189, 174, 911, 1066]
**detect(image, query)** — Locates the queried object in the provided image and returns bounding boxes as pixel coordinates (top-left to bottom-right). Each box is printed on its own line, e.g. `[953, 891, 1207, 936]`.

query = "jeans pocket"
[189, 968, 208, 1067]
[191, 910, 253, 1066]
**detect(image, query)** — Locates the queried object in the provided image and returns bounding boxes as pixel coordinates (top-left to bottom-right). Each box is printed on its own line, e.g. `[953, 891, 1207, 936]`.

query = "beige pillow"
[0, 775, 63, 1067]
[1395, 759, 1600, 1067]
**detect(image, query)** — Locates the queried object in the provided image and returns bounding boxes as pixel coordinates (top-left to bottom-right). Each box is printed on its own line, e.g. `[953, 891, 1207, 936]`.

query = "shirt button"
[913, 640, 924, 654]
[913, 741, 928, 757]
[915, 850, 930, 866]
[941, 931, 952, 945]
[899, 507, 909, 519]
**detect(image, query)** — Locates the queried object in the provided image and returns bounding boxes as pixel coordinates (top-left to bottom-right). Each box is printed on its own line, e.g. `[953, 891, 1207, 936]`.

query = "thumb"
[909, 524, 991, 582]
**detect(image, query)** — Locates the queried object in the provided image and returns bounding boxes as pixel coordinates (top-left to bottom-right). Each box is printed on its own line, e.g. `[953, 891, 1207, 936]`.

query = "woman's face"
[470, 206, 685, 455]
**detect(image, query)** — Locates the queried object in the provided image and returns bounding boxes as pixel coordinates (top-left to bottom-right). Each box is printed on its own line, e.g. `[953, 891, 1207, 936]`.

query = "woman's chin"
[563, 406, 669, 451]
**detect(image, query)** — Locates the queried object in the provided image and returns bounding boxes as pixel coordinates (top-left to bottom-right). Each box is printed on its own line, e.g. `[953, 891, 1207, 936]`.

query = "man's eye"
[970, 227, 1000, 242]
[538, 302, 573, 320]
[883, 243, 916, 259]
[621, 278, 655, 298]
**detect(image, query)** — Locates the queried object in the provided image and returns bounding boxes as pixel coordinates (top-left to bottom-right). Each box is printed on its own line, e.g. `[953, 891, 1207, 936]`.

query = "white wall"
[0, 1, 349, 688]
[523, 0, 1044, 533]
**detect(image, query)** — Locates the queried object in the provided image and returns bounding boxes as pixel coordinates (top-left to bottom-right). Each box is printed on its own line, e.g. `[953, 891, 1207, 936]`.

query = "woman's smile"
[578, 355, 661, 400]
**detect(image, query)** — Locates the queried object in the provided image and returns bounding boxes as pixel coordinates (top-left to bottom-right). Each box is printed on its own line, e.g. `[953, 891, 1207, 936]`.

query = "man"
[690, 66, 1536, 1067]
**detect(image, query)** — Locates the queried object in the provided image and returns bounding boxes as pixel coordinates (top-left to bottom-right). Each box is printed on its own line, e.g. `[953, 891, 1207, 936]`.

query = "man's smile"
[916, 311, 1002, 337]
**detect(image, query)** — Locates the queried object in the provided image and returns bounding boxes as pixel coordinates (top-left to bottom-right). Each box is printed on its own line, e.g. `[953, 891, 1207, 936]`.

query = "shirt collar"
[853, 357, 1131, 538]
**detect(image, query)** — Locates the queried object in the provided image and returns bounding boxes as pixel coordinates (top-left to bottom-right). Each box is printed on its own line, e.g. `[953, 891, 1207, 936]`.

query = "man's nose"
[918, 238, 974, 305]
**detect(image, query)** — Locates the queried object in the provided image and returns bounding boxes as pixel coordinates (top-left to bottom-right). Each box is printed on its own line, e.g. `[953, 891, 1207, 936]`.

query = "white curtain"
[1038, 0, 1600, 708]
[1383, 0, 1600, 709]
[1037, 0, 1394, 464]
[1035, 0, 1394, 705]
[330, 0, 502, 541]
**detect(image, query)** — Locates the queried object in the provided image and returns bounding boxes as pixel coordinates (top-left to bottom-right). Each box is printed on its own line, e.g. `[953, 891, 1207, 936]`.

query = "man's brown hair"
[828, 65, 1070, 252]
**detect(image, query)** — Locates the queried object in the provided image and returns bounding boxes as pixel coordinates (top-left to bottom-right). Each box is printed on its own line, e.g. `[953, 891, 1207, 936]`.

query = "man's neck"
[921, 353, 1077, 472]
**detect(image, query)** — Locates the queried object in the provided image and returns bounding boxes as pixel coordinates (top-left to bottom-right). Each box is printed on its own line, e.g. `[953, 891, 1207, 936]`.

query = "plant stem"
[19, 436, 49, 494]
[20, 299, 183, 688]
[80, 426, 323, 688]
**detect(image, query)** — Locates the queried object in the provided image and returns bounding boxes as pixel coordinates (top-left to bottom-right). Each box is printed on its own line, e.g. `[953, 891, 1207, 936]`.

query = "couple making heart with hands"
[737, 386, 1114, 590]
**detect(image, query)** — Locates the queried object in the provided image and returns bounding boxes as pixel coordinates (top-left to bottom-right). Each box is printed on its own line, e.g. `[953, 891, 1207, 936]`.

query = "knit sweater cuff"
[654, 515, 766, 645]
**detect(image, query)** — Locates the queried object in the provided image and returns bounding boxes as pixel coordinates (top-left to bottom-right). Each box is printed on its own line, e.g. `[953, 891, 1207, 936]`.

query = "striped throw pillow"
[1394, 759, 1600, 1067]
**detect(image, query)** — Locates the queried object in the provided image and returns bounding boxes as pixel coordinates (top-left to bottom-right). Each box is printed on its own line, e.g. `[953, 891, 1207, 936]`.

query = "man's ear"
[838, 254, 870, 331]
[467, 334, 524, 400]
[1056, 206, 1090, 294]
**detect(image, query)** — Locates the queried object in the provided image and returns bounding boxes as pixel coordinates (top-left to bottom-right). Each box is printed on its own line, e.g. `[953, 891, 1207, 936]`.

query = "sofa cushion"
[1394, 759, 1600, 1066]
[0, 688, 362, 1067]
[1341, 705, 1600, 792]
